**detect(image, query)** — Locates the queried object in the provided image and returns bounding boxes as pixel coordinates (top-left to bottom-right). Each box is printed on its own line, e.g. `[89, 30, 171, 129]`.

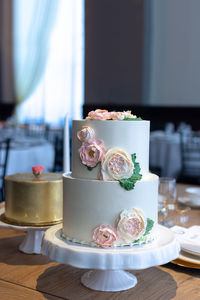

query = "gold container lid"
[5, 172, 63, 183]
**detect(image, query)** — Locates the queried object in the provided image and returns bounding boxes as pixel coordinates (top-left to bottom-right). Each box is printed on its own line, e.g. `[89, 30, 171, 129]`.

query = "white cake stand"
[41, 223, 180, 292]
[0, 208, 52, 254]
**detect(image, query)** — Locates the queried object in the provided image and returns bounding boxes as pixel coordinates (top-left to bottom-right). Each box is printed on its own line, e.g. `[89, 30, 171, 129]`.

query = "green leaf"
[119, 153, 142, 191]
[133, 237, 143, 244]
[119, 178, 135, 191]
[131, 153, 136, 162]
[144, 218, 154, 236]
[124, 117, 142, 121]
[133, 218, 154, 243]
[87, 166, 95, 171]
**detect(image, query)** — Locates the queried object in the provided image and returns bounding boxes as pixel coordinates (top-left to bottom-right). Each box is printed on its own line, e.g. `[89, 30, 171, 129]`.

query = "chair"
[0, 139, 10, 202]
[52, 135, 64, 172]
[149, 166, 162, 177]
[178, 132, 200, 184]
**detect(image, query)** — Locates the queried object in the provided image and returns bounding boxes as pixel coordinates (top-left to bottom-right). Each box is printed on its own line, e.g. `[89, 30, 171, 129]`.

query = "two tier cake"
[62, 110, 158, 247]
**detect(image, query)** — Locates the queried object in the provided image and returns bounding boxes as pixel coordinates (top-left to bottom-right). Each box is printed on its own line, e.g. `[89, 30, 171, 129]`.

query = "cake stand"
[41, 224, 180, 292]
[0, 208, 52, 254]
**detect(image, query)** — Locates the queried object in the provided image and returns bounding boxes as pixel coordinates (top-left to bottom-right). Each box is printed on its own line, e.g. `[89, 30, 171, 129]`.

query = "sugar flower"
[101, 148, 134, 181]
[116, 208, 147, 244]
[86, 109, 111, 120]
[122, 111, 137, 119]
[111, 110, 137, 120]
[110, 111, 125, 120]
[79, 140, 106, 168]
[77, 126, 95, 143]
[93, 224, 119, 248]
[32, 165, 44, 177]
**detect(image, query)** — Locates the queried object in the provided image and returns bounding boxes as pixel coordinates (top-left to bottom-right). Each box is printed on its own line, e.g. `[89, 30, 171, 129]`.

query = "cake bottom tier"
[63, 173, 158, 247]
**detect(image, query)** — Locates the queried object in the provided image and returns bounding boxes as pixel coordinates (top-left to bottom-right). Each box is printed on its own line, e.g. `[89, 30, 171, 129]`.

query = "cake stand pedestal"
[0, 208, 51, 254]
[41, 224, 180, 292]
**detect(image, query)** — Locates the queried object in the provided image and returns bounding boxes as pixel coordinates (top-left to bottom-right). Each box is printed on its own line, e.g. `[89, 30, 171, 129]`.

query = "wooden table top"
[0, 184, 200, 300]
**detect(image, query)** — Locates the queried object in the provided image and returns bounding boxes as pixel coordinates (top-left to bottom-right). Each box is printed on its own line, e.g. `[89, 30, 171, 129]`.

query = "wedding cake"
[5, 167, 63, 226]
[63, 109, 158, 247]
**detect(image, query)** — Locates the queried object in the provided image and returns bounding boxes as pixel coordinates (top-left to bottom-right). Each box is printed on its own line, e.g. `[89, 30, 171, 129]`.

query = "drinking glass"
[164, 204, 191, 227]
[158, 177, 177, 225]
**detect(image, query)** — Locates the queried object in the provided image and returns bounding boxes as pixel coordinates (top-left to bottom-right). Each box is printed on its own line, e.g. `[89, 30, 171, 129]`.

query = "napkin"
[171, 226, 200, 255]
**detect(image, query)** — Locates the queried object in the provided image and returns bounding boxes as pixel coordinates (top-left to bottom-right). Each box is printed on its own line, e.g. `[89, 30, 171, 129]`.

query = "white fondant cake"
[72, 120, 150, 179]
[63, 110, 158, 248]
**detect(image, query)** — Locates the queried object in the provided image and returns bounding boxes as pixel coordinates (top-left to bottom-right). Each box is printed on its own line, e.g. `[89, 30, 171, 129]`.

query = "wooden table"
[0, 184, 200, 300]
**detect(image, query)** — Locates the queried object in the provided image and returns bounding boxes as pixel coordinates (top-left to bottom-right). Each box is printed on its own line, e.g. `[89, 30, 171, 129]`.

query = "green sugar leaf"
[86, 162, 100, 171]
[133, 237, 144, 244]
[119, 178, 135, 191]
[131, 153, 136, 162]
[124, 117, 142, 121]
[119, 153, 142, 191]
[144, 218, 154, 236]
[133, 218, 154, 244]
[87, 166, 95, 171]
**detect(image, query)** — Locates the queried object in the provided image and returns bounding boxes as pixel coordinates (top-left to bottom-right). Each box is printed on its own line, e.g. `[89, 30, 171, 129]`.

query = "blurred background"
[0, 0, 200, 190]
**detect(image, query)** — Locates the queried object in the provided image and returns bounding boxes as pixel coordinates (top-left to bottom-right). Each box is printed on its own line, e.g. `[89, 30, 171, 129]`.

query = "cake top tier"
[72, 111, 150, 184]
[5, 173, 62, 183]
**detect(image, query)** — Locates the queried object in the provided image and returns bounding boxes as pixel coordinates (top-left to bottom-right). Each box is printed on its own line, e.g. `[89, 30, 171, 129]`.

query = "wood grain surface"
[0, 184, 200, 300]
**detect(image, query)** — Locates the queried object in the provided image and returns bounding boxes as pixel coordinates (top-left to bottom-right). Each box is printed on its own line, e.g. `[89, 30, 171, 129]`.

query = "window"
[15, 0, 84, 125]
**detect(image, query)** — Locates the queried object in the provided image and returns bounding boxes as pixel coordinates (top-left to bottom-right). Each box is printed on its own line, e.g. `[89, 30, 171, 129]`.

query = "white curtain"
[14, 0, 84, 125]
[13, 0, 59, 104]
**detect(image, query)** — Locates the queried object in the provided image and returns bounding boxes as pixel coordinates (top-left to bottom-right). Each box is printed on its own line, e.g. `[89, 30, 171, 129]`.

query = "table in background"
[150, 131, 182, 178]
[0, 184, 199, 300]
[5, 137, 55, 175]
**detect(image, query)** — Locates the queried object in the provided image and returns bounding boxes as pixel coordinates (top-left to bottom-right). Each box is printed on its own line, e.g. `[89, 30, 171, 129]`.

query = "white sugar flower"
[101, 148, 134, 181]
[123, 111, 137, 119]
[110, 111, 125, 120]
[116, 208, 147, 244]
[111, 111, 137, 120]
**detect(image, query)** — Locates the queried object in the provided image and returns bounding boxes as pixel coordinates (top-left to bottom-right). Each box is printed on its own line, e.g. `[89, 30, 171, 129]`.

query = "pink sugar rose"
[77, 126, 95, 143]
[93, 225, 119, 248]
[32, 165, 44, 177]
[79, 140, 106, 167]
[86, 109, 111, 120]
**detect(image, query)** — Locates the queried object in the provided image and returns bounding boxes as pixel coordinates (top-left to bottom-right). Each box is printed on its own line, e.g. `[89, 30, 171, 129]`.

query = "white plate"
[172, 250, 200, 269]
[181, 247, 200, 257]
[186, 187, 200, 198]
[171, 225, 200, 258]
[177, 196, 200, 208]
